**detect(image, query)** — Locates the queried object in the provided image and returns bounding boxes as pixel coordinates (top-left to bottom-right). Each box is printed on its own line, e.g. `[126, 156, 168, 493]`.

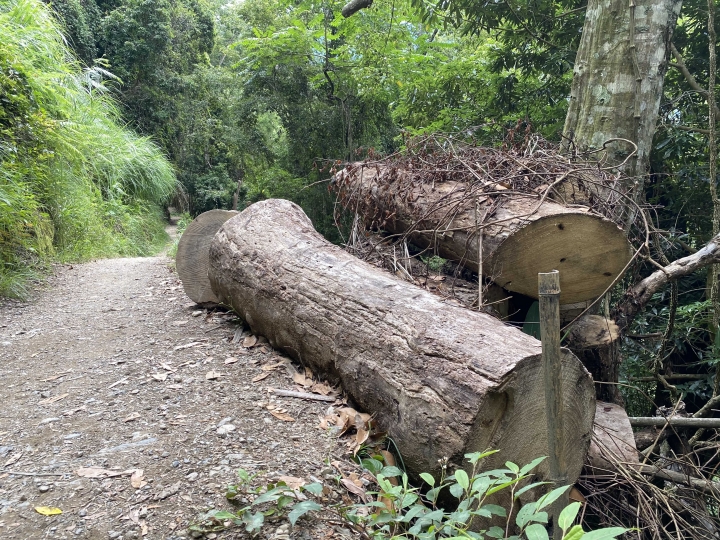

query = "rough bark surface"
[208, 199, 596, 483]
[562, 0, 683, 192]
[335, 165, 632, 305]
[176, 209, 237, 304]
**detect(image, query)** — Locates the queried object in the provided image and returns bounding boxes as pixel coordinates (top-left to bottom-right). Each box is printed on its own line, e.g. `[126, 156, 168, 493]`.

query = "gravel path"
[0, 243, 345, 539]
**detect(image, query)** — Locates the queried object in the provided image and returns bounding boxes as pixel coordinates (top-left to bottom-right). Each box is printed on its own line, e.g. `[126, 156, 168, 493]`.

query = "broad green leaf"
[558, 502, 581, 530]
[487, 526, 505, 538]
[302, 482, 323, 495]
[506, 461, 520, 474]
[243, 511, 264, 532]
[537, 485, 571, 510]
[449, 482, 464, 499]
[464, 449, 499, 464]
[381, 465, 404, 477]
[516, 481, 550, 499]
[420, 472, 436, 487]
[562, 524, 585, 540]
[400, 503, 427, 522]
[288, 501, 322, 526]
[520, 456, 547, 476]
[515, 502, 538, 528]
[362, 458, 384, 474]
[525, 523, 550, 540]
[455, 469, 470, 489]
[581, 528, 630, 540]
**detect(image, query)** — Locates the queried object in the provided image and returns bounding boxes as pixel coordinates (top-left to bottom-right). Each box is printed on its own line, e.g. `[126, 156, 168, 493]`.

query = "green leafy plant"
[190, 452, 628, 539]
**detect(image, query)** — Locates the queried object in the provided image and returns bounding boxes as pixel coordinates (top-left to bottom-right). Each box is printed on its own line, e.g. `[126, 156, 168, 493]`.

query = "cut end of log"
[176, 209, 238, 304]
[588, 401, 639, 473]
[566, 315, 620, 349]
[465, 349, 596, 491]
[488, 213, 632, 305]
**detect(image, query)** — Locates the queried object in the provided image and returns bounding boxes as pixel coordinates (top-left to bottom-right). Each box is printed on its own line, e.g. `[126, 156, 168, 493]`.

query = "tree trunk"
[561, 0, 682, 402]
[208, 199, 596, 483]
[562, 0, 682, 200]
[334, 164, 632, 305]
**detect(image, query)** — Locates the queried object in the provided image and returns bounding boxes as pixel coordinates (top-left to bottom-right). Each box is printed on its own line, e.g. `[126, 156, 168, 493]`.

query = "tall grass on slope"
[0, 0, 177, 298]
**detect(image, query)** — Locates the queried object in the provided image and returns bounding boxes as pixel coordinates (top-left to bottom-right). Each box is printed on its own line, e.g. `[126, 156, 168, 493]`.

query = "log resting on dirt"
[176, 209, 237, 304]
[208, 199, 596, 483]
[334, 164, 632, 305]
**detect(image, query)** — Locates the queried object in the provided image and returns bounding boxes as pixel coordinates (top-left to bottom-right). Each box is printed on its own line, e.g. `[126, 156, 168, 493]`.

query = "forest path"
[0, 231, 342, 540]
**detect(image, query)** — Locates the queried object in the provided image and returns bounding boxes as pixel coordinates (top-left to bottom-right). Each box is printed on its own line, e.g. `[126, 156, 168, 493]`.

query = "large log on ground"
[334, 164, 632, 305]
[208, 198, 596, 484]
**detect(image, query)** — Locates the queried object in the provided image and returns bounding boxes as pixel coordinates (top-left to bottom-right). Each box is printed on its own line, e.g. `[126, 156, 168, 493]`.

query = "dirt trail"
[0, 232, 343, 539]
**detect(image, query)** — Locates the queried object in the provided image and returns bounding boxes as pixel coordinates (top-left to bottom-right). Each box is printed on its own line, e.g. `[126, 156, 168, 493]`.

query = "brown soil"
[0, 227, 351, 539]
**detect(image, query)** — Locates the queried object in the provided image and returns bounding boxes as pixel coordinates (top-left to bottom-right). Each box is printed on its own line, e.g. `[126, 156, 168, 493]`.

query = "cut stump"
[208, 199, 596, 483]
[176, 209, 237, 304]
[334, 164, 632, 304]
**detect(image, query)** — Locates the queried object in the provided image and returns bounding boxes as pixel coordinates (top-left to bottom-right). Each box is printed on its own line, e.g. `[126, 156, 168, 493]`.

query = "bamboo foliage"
[0, 0, 176, 296]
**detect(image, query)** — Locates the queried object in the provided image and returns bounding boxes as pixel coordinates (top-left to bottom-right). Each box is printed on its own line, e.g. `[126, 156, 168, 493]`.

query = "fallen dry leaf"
[293, 372, 312, 387]
[224, 357, 238, 365]
[341, 478, 369, 502]
[76, 467, 132, 479]
[242, 335, 258, 348]
[269, 410, 295, 422]
[35, 506, 62, 516]
[262, 361, 285, 372]
[310, 382, 333, 396]
[123, 412, 140, 423]
[130, 469, 145, 489]
[278, 476, 306, 489]
[251, 372, 270, 382]
[151, 373, 168, 382]
[160, 363, 176, 372]
[4, 452, 22, 467]
[205, 371, 222, 380]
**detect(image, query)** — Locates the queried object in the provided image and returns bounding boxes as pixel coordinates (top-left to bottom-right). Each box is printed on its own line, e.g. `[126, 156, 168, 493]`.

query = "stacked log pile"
[205, 199, 596, 485]
[332, 143, 633, 305]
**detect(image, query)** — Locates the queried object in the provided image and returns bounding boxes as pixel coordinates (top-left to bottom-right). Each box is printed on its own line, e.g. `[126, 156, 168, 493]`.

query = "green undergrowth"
[0, 0, 176, 298]
[191, 451, 629, 539]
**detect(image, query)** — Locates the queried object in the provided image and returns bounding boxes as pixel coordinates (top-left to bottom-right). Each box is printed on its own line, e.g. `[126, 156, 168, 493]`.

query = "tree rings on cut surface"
[487, 211, 632, 304]
[176, 209, 237, 304]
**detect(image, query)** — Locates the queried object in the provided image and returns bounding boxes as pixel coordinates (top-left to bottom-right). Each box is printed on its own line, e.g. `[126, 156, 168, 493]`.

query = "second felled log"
[208, 198, 596, 485]
[334, 163, 632, 305]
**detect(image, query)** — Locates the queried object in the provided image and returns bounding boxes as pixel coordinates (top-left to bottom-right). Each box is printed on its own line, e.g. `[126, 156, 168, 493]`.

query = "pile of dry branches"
[334, 133, 642, 239]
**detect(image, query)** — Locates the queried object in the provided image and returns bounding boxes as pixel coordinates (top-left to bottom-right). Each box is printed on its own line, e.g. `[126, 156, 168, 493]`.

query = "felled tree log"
[176, 209, 237, 304]
[208, 199, 596, 483]
[334, 164, 632, 305]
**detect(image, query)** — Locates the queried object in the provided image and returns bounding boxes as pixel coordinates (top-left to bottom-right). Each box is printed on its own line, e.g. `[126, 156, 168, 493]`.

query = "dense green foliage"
[0, 0, 175, 297]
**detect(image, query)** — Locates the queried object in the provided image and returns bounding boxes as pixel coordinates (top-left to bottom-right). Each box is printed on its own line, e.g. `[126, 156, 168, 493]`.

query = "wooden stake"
[539, 270, 567, 539]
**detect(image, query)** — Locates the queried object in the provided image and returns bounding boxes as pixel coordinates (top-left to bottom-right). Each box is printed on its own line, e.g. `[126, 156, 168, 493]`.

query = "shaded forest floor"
[0, 224, 352, 539]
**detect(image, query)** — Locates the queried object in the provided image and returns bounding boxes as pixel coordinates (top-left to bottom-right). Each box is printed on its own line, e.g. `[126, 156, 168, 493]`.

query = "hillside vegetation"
[0, 0, 176, 298]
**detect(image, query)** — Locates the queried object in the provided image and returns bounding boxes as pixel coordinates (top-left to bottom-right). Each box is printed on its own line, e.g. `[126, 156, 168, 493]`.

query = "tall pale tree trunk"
[563, 0, 683, 201]
[562, 0, 683, 402]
